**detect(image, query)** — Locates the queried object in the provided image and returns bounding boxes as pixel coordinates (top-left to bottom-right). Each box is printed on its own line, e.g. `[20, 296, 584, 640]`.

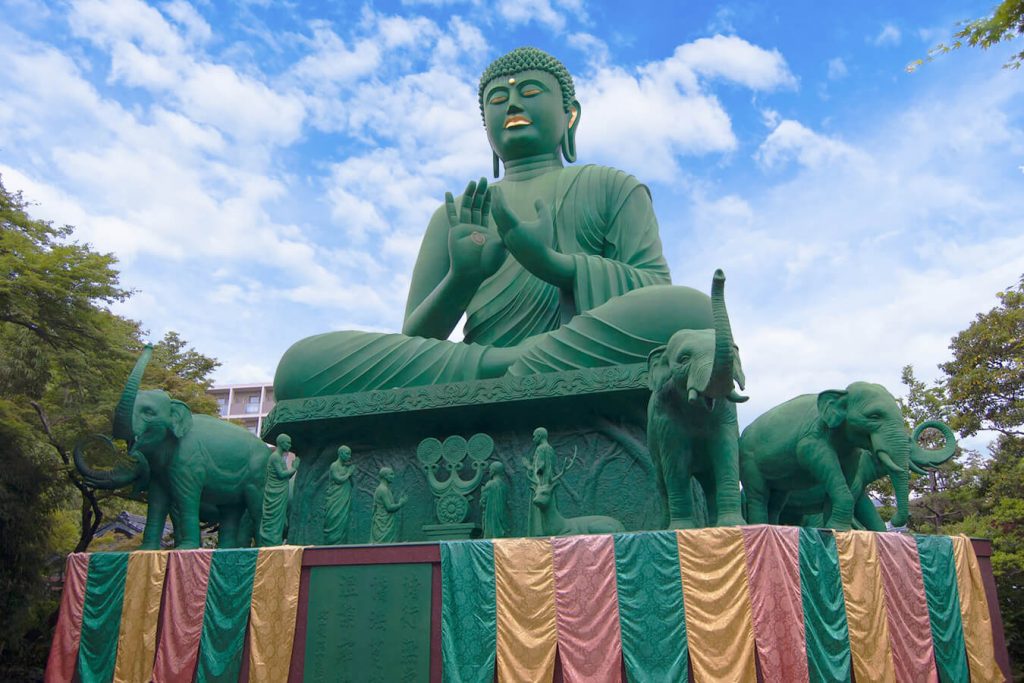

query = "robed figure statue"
[274, 47, 727, 400]
[323, 445, 355, 545]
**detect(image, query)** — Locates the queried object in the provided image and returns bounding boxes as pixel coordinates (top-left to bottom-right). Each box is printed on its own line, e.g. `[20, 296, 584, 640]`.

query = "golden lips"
[504, 115, 531, 129]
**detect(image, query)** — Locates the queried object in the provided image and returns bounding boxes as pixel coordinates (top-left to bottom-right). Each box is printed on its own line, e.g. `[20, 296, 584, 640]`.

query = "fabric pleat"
[797, 529, 851, 683]
[78, 552, 130, 683]
[834, 530, 896, 682]
[951, 536, 1004, 683]
[874, 534, 938, 683]
[613, 532, 688, 683]
[113, 551, 168, 683]
[741, 525, 809, 683]
[494, 538, 558, 683]
[551, 535, 622, 682]
[914, 535, 969, 683]
[196, 548, 259, 683]
[153, 549, 214, 683]
[676, 528, 757, 682]
[440, 541, 497, 683]
[45, 553, 90, 683]
[247, 545, 303, 683]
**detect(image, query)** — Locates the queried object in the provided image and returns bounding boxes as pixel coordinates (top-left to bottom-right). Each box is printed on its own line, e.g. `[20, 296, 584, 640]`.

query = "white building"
[207, 383, 275, 436]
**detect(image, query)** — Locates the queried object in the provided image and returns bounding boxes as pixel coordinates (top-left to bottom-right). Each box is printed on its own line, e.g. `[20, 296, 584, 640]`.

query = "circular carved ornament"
[436, 492, 469, 524]
[416, 437, 443, 466]
[442, 435, 468, 465]
[467, 433, 494, 462]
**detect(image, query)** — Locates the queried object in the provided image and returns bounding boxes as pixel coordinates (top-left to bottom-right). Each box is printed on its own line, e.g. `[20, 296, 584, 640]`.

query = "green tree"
[0, 176, 221, 671]
[909, 0, 1024, 72]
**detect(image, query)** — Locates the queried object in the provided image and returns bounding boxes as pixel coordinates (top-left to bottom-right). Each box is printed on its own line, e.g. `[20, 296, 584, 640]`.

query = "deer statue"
[528, 448, 625, 536]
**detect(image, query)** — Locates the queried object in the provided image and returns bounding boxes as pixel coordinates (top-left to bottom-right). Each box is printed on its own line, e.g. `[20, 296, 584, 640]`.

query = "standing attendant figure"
[323, 445, 355, 545]
[370, 467, 407, 544]
[258, 433, 297, 546]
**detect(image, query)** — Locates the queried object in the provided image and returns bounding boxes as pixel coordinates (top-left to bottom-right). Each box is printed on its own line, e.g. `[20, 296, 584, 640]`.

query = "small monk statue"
[480, 461, 510, 538]
[370, 466, 407, 544]
[274, 47, 733, 400]
[258, 433, 297, 546]
[524, 427, 557, 536]
[323, 445, 355, 545]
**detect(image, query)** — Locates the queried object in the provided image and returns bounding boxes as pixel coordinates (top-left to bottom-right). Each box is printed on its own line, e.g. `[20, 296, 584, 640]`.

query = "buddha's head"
[479, 47, 580, 167]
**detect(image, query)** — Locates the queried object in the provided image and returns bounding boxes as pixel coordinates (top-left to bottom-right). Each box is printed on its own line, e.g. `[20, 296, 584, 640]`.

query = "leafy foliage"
[909, 0, 1024, 71]
[0, 176, 221, 671]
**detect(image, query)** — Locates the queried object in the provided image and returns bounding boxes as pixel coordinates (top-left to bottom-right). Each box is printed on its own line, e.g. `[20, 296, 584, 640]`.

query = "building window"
[216, 397, 228, 416]
[247, 425, 258, 435]
[245, 395, 260, 414]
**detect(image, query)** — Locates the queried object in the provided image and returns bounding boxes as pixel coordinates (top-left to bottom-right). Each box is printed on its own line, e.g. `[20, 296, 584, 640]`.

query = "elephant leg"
[767, 490, 790, 525]
[141, 484, 170, 550]
[853, 494, 887, 532]
[798, 441, 854, 530]
[243, 484, 264, 543]
[663, 441, 696, 529]
[740, 453, 770, 524]
[217, 507, 243, 548]
[174, 493, 203, 549]
[709, 425, 744, 526]
[695, 471, 718, 526]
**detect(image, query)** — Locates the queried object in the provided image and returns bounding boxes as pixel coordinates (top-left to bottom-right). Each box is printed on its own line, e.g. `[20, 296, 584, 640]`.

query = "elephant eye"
[677, 354, 690, 363]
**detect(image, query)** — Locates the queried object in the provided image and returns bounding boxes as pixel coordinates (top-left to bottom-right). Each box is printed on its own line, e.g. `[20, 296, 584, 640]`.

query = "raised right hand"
[446, 178, 506, 283]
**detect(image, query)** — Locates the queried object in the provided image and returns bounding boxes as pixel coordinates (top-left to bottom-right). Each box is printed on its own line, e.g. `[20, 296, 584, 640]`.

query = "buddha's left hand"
[491, 187, 575, 288]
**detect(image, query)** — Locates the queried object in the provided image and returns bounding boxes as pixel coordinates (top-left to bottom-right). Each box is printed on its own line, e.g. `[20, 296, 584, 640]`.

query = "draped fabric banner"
[742, 525, 809, 683]
[915, 535, 969, 683]
[835, 530, 896, 682]
[196, 548, 258, 683]
[677, 528, 757, 682]
[153, 549, 214, 683]
[613, 531, 688, 683]
[440, 540, 497, 683]
[45, 553, 90, 683]
[951, 536, 1004, 683]
[875, 534, 938, 683]
[78, 552, 130, 683]
[551, 535, 622, 683]
[113, 551, 169, 683]
[494, 538, 558, 683]
[247, 545, 303, 683]
[797, 529, 850, 683]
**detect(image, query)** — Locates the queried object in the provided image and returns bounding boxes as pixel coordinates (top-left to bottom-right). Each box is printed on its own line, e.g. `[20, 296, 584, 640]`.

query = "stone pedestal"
[262, 364, 665, 545]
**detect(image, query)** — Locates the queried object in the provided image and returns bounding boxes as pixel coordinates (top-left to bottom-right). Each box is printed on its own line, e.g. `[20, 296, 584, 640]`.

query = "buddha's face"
[483, 69, 575, 162]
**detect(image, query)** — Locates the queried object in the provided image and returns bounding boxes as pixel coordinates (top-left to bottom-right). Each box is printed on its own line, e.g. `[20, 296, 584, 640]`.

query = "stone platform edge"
[261, 363, 649, 438]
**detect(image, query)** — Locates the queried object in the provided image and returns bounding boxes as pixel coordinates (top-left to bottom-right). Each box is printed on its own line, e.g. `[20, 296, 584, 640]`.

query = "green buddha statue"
[274, 47, 718, 400]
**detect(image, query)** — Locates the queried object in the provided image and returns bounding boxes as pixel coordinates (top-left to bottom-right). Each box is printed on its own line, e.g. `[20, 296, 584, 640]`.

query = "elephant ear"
[817, 390, 848, 429]
[647, 345, 670, 391]
[169, 400, 194, 439]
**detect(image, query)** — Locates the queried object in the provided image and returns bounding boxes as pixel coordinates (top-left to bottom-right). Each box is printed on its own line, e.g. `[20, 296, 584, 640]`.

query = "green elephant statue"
[74, 345, 271, 549]
[646, 269, 748, 529]
[777, 420, 957, 530]
[739, 382, 946, 530]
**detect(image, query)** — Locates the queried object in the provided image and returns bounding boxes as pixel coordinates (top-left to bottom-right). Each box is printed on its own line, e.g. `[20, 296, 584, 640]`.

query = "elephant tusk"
[910, 462, 929, 475]
[876, 449, 903, 475]
[688, 387, 700, 404]
[727, 389, 749, 403]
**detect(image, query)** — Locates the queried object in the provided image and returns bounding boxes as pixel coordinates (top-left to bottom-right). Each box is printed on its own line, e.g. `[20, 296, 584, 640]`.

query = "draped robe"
[274, 165, 715, 400]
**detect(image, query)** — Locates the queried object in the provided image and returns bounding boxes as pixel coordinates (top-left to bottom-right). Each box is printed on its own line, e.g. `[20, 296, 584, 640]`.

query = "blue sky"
[2, 0, 1022, 448]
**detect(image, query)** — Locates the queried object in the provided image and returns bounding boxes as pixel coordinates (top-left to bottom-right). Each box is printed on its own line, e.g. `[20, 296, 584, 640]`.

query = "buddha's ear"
[562, 99, 581, 163]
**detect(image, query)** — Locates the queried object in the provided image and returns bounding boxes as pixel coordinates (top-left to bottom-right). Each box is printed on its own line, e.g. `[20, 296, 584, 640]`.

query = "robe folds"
[275, 165, 714, 399]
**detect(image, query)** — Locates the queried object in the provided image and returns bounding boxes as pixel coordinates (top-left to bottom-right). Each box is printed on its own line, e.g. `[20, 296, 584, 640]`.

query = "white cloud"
[827, 57, 848, 80]
[497, 0, 570, 32]
[578, 36, 796, 180]
[161, 0, 212, 44]
[873, 23, 902, 47]
[755, 119, 863, 170]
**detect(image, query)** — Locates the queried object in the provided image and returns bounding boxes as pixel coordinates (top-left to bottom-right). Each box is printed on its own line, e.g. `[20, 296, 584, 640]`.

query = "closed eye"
[489, 94, 508, 105]
[521, 87, 541, 96]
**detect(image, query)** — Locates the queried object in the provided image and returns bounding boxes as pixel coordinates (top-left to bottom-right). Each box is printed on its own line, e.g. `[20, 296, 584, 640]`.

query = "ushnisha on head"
[478, 47, 581, 172]
[337, 445, 352, 462]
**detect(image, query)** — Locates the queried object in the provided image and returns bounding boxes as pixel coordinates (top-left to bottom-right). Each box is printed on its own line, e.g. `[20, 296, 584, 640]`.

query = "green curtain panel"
[798, 529, 851, 683]
[78, 552, 129, 683]
[613, 531, 689, 683]
[915, 535, 970, 683]
[196, 548, 259, 683]
[440, 541, 497, 683]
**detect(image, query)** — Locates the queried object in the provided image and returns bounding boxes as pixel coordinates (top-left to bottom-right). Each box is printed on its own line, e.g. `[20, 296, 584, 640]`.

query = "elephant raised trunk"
[704, 269, 747, 403]
[890, 468, 910, 527]
[113, 344, 153, 444]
